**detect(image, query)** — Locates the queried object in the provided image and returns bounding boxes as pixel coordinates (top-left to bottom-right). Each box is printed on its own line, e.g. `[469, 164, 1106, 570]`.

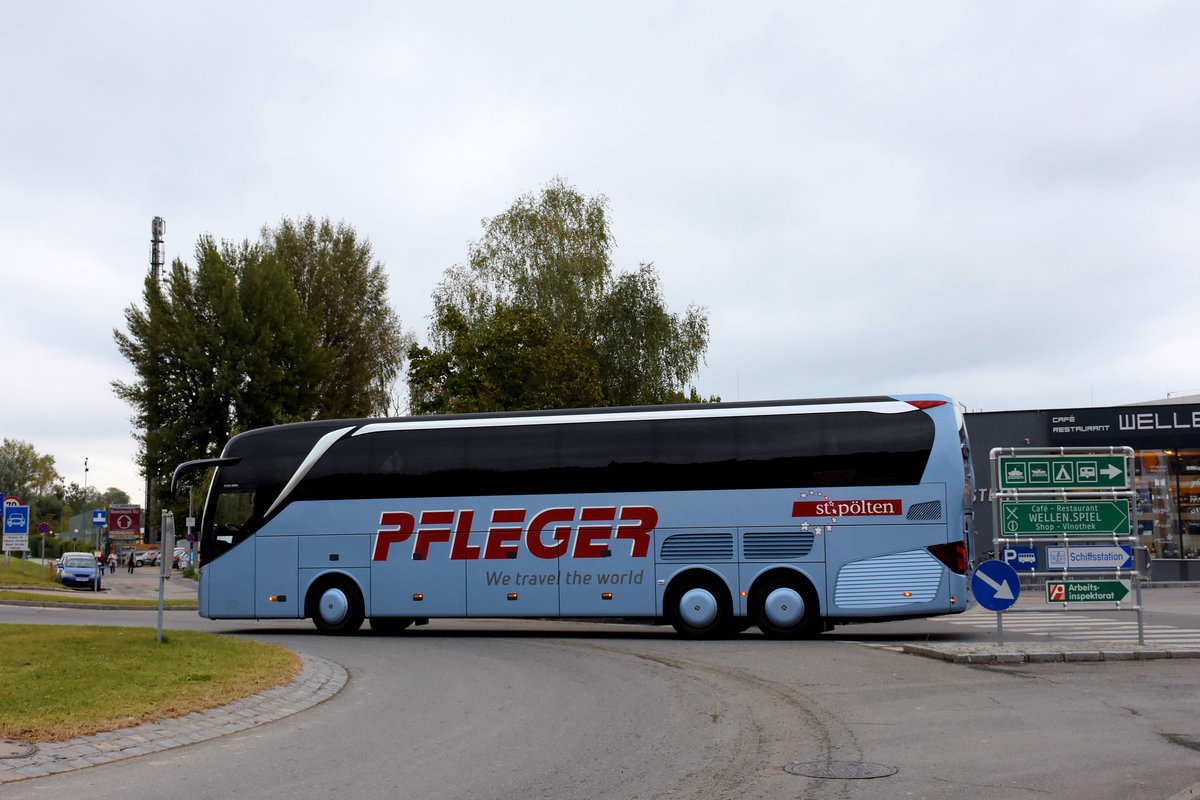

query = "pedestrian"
[108, 553, 116, 573]
[127, 553, 135, 573]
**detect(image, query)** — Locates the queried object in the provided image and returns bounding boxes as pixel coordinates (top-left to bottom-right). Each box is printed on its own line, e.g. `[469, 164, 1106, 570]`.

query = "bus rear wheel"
[750, 572, 820, 639]
[665, 573, 732, 639]
[309, 575, 364, 635]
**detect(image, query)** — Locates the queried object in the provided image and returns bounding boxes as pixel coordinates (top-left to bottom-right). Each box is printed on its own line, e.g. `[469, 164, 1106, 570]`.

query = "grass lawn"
[0, 555, 63, 588]
[0, 625, 301, 743]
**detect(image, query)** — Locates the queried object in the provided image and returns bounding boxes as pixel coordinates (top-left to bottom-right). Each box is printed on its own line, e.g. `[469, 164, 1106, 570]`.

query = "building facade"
[965, 398, 1200, 581]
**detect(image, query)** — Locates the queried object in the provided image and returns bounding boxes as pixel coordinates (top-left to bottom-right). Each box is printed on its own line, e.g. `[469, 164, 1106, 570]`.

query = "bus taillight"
[927, 541, 967, 574]
[905, 399, 947, 410]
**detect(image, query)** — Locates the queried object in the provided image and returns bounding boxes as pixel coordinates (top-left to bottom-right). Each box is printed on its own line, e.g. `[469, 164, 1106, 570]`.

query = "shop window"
[1135, 451, 1178, 558]
[1176, 450, 1200, 558]
[1134, 449, 1200, 559]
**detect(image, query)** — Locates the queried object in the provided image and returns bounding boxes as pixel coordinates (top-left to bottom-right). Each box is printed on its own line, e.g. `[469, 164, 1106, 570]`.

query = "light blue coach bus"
[172, 395, 975, 637]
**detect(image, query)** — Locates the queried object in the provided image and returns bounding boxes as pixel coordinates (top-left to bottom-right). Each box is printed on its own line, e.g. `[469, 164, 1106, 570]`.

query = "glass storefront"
[1134, 450, 1200, 559]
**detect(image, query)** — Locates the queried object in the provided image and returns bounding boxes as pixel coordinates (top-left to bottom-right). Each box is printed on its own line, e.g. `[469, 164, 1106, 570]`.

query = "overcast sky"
[3, 1, 1199, 500]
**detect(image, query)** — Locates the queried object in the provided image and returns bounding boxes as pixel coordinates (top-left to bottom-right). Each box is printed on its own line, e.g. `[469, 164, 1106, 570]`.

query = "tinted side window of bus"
[290, 409, 935, 502]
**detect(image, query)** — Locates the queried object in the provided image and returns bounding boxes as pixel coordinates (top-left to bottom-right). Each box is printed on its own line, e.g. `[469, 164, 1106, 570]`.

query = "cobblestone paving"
[0, 653, 346, 783]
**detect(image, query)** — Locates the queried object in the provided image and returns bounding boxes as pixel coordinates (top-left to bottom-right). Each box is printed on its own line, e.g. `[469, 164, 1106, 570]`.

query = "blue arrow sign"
[972, 559, 1021, 611]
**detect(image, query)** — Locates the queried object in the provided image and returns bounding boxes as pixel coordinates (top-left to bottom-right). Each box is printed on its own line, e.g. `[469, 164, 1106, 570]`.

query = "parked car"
[134, 549, 160, 567]
[59, 553, 102, 590]
[173, 547, 189, 568]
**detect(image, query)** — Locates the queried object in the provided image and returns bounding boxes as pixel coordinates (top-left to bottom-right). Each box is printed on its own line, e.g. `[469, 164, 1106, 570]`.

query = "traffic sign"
[3, 505, 30, 553]
[972, 560, 1021, 611]
[92, 510, 107, 526]
[1046, 545, 1133, 571]
[1046, 579, 1131, 603]
[3, 505, 29, 535]
[996, 454, 1129, 491]
[998, 498, 1132, 536]
[1002, 546, 1038, 571]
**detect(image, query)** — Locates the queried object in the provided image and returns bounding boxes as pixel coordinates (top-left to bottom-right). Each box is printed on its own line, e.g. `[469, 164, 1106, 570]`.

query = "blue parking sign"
[1002, 546, 1038, 571]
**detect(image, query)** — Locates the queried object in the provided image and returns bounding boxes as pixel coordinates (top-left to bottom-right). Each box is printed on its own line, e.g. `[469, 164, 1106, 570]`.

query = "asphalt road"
[3, 589, 1200, 800]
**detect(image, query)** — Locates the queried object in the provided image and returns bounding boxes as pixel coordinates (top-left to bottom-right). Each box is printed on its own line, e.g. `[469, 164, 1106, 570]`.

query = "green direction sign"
[998, 498, 1132, 536]
[996, 454, 1129, 491]
[1046, 580, 1131, 603]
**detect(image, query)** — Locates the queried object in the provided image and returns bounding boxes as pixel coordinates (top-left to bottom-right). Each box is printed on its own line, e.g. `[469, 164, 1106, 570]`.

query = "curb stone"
[903, 641, 1200, 665]
[0, 652, 347, 783]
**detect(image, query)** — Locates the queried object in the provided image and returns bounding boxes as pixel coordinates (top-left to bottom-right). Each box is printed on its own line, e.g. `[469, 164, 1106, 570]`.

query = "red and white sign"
[108, 504, 142, 534]
[792, 499, 903, 518]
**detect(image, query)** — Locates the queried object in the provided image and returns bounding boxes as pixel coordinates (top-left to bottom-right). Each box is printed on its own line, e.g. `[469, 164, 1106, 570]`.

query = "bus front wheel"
[309, 575, 364, 635]
[750, 572, 820, 639]
[665, 572, 732, 638]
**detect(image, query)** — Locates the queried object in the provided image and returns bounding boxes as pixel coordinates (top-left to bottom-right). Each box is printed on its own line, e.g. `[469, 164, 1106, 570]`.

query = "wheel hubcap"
[763, 587, 804, 628]
[678, 588, 718, 628]
[319, 587, 349, 625]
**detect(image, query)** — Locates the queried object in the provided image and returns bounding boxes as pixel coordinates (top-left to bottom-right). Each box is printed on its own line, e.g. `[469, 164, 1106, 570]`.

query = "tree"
[267, 216, 412, 417]
[408, 304, 602, 414]
[0, 438, 64, 527]
[408, 178, 711, 413]
[0, 438, 60, 500]
[115, 237, 324, 502]
[593, 264, 710, 406]
[114, 219, 410, 515]
[62, 482, 101, 514]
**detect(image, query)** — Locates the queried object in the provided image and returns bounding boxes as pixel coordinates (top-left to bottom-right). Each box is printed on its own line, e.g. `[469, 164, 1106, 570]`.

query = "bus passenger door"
[201, 537, 256, 618]
[256, 535, 298, 617]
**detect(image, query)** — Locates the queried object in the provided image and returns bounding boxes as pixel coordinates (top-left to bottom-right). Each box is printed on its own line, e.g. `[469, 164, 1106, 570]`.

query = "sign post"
[989, 446, 1144, 645]
[971, 559, 1021, 645]
[157, 511, 176, 644]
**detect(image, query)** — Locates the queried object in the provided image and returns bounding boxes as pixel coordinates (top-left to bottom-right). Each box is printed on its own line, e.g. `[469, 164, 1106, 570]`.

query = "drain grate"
[0, 739, 37, 759]
[785, 760, 897, 780]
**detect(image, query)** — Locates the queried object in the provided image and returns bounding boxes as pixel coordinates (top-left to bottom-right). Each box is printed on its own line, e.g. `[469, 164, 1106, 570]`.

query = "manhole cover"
[0, 739, 37, 759]
[785, 760, 897, 780]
